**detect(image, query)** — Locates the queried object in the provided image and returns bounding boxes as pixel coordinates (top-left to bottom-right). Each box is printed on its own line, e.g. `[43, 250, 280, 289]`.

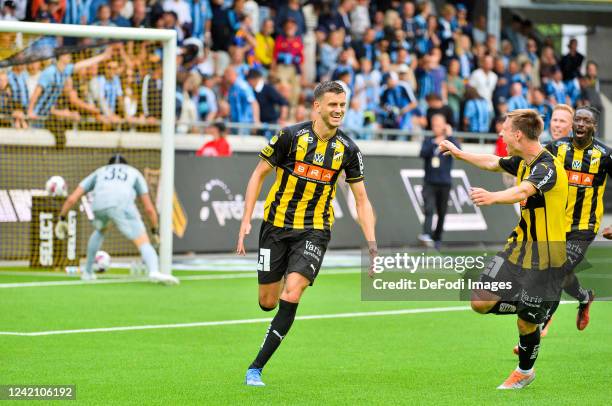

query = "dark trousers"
[422, 183, 451, 241]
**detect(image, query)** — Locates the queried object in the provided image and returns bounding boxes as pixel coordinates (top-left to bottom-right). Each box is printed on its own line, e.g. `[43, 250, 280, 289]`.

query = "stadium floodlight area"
[0, 22, 176, 274]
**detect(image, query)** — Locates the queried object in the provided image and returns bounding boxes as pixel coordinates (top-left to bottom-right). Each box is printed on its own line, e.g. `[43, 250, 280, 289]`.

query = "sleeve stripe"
[345, 176, 364, 183]
[259, 155, 275, 168]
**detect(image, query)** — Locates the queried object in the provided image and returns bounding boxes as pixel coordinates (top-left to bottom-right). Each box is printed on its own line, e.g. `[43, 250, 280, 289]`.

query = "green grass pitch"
[1, 254, 611, 405]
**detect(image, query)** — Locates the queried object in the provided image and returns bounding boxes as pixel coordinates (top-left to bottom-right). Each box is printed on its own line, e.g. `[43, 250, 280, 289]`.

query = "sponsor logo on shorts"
[304, 240, 323, 263]
[520, 290, 543, 307]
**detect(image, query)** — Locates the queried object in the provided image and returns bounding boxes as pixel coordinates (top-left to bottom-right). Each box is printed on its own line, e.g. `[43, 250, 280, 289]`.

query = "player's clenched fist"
[603, 225, 612, 240]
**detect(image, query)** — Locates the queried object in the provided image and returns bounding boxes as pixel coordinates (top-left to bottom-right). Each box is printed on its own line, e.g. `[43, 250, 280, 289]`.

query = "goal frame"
[0, 21, 177, 274]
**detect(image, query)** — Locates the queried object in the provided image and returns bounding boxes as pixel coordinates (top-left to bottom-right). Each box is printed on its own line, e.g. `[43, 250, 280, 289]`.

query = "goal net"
[0, 22, 176, 273]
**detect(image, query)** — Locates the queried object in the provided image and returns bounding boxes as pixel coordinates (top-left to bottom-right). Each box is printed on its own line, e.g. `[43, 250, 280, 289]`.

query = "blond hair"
[506, 109, 544, 141]
[552, 103, 574, 117]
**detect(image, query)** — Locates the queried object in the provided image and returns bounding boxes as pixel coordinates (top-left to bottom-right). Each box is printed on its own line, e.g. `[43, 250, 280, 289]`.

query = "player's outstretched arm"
[59, 186, 86, 217]
[470, 181, 536, 206]
[439, 140, 502, 172]
[140, 193, 160, 246]
[349, 181, 378, 277]
[236, 160, 274, 255]
[55, 186, 86, 239]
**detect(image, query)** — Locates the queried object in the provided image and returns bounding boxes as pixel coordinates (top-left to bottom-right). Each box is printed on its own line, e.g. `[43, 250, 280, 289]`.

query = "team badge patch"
[313, 153, 325, 165]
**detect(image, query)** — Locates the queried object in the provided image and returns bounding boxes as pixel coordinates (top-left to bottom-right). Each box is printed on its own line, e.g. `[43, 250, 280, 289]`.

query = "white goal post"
[0, 21, 177, 275]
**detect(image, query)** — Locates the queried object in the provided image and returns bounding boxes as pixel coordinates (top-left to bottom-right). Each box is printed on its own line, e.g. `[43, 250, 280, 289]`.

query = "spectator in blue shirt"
[380, 71, 417, 131]
[28, 47, 113, 121]
[274, 0, 306, 37]
[84, 0, 108, 24]
[530, 87, 552, 131]
[94, 60, 124, 121]
[63, 0, 87, 25]
[463, 85, 491, 132]
[507, 82, 529, 112]
[246, 69, 288, 136]
[224, 67, 259, 130]
[188, 0, 211, 40]
[343, 98, 366, 140]
[7, 64, 29, 112]
[546, 67, 570, 105]
[110, 0, 131, 27]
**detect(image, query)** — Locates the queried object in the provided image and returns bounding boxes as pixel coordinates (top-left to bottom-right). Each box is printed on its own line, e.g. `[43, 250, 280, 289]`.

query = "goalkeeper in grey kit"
[55, 154, 178, 284]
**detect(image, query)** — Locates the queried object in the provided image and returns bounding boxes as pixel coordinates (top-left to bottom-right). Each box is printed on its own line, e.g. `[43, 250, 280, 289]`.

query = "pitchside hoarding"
[5, 146, 607, 258]
[29, 197, 80, 268]
[172, 154, 519, 253]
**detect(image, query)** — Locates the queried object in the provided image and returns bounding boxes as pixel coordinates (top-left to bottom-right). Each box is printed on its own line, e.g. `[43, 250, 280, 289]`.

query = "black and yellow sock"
[249, 299, 299, 370]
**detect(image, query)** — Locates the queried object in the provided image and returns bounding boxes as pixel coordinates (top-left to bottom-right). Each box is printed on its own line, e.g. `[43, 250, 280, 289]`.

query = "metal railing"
[187, 121, 500, 144]
[0, 115, 500, 144]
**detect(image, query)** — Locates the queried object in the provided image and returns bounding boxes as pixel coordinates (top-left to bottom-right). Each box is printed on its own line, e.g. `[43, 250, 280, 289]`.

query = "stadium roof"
[499, 0, 612, 26]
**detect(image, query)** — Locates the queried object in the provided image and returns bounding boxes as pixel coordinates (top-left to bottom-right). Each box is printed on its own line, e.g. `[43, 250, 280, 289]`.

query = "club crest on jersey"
[313, 153, 325, 165]
[572, 160, 582, 170]
[333, 151, 344, 161]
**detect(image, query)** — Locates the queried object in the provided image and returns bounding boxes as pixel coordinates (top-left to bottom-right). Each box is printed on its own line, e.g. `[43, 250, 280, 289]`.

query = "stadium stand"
[0, 0, 606, 142]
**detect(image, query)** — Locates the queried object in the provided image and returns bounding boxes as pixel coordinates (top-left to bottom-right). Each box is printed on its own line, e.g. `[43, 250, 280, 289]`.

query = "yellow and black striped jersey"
[259, 121, 364, 230]
[498, 150, 568, 270]
[546, 137, 612, 233]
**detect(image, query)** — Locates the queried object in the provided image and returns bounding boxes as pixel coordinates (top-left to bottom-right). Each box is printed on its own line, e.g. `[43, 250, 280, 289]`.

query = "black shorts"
[257, 221, 331, 286]
[478, 254, 564, 324]
[565, 230, 596, 275]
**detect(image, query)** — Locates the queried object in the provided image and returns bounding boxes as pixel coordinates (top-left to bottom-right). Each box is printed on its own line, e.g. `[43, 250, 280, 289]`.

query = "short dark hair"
[506, 109, 543, 141]
[425, 93, 442, 102]
[108, 154, 128, 165]
[212, 121, 227, 134]
[575, 106, 599, 123]
[246, 69, 263, 80]
[313, 81, 345, 100]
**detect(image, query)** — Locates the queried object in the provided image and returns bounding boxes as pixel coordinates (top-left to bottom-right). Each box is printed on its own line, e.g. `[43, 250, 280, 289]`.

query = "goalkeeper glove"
[151, 227, 160, 248]
[55, 216, 69, 240]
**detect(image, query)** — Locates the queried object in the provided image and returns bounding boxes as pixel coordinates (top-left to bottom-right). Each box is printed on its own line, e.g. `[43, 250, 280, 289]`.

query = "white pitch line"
[0, 269, 361, 289]
[0, 306, 472, 337]
[0, 300, 602, 337]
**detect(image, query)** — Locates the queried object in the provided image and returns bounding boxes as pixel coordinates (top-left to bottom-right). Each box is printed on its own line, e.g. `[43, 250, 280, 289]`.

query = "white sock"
[516, 366, 533, 375]
[139, 243, 159, 274]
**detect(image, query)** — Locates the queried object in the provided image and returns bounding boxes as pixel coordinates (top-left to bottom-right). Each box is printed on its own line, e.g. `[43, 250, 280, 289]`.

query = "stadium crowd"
[0, 0, 604, 140]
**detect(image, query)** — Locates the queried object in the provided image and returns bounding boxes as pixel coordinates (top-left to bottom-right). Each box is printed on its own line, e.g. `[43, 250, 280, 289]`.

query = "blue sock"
[139, 243, 159, 274]
[85, 231, 104, 274]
